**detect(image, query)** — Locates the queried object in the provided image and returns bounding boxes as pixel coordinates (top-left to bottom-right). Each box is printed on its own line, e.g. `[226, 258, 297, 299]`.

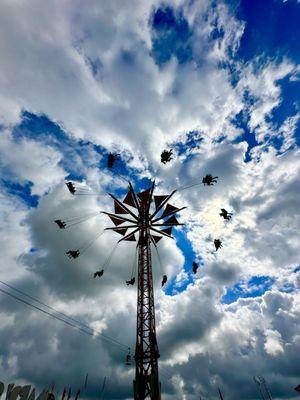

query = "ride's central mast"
[135, 230, 160, 399]
[104, 181, 185, 400]
[135, 182, 160, 400]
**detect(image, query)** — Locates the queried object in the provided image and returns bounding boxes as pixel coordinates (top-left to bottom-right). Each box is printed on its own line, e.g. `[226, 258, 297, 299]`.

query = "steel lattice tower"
[104, 181, 185, 400]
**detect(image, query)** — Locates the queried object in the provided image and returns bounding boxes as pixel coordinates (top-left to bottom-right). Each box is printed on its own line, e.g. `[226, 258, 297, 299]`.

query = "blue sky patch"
[173, 130, 203, 158]
[165, 228, 200, 295]
[13, 111, 66, 142]
[13, 112, 103, 172]
[294, 266, 300, 273]
[150, 6, 193, 66]
[270, 77, 300, 128]
[222, 275, 275, 304]
[234, 0, 300, 63]
[232, 110, 259, 161]
[2, 179, 39, 208]
[6, 112, 139, 204]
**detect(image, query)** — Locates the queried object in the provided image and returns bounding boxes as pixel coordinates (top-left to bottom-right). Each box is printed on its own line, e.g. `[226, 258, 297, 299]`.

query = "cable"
[114, 171, 130, 185]
[0, 289, 127, 351]
[63, 211, 101, 223]
[102, 242, 119, 271]
[66, 215, 100, 229]
[81, 231, 105, 253]
[0, 279, 85, 327]
[0, 279, 126, 349]
[153, 165, 161, 183]
[99, 376, 107, 400]
[75, 230, 105, 254]
[159, 364, 174, 379]
[176, 181, 203, 192]
[130, 247, 138, 279]
[0, 284, 176, 381]
[0, 281, 128, 351]
[74, 188, 93, 193]
[154, 245, 164, 275]
[74, 193, 106, 196]
[54, 212, 104, 230]
[65, 183, 106, 197]
[65, 213, 103, 229]
[176, 177, 200, 189]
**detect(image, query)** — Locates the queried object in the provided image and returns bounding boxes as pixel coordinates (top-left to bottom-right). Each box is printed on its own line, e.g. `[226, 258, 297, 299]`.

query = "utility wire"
[0, 285, 128, 351]
[0, 279, 125, 348]
[0, 282, 176, 380]
[159, 363, 174, 379]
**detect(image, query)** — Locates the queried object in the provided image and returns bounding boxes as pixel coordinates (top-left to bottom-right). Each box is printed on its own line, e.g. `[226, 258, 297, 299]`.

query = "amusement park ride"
[55, 162, 232, 399]
[103, 181, 185, 400]
[60, 179, 185, 400]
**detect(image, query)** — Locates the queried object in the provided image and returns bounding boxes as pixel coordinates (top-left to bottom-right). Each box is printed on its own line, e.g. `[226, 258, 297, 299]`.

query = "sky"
[0, 0, 300, 399]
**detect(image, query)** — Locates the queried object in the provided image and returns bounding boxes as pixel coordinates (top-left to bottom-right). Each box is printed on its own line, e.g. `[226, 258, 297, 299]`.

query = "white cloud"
[264, 329, 284, 356]
[0, 0, 246, 166]
[0, 188, 32, 281]
[237, 58, 298, 144]
[0, 0, 299, 399]
[0, 129, 66, 195]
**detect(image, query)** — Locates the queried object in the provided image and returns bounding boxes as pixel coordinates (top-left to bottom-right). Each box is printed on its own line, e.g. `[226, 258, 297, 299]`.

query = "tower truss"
[104, 181, 185, 400]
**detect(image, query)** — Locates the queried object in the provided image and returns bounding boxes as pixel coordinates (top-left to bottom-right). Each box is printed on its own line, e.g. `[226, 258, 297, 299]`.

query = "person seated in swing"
[161, 274, 168, 287]
[126, 349, 132, 365]
[75, 390, 80, 400]
[126, 277, 135, 285]
[66, 249, 80, 259]
[214, 239, 223, 251]
[66, 181, 76, 194]
[160, 149, 173, 164]
[94, 269, 104, 278]
[202, 174, 218, 186]
[54, 219, 66, 229]
[219, 208, 232, 220]
[192, 261, 199, 274]
[107, 153, 120, 168]
[47, 393, 55, 400]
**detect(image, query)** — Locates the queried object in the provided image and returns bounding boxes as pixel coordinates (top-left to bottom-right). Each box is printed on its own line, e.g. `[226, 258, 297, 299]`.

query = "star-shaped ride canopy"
[103, 181, 185, 245]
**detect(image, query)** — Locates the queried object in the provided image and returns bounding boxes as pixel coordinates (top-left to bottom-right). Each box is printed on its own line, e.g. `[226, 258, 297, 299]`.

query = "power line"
[0, 282, 176, 382]
[1, 279, 119, 347]
[0, 284, 128, 351]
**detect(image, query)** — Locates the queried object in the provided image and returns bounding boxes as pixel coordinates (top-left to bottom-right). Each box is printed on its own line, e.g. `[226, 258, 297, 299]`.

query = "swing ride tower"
[103, 181, 185, 400]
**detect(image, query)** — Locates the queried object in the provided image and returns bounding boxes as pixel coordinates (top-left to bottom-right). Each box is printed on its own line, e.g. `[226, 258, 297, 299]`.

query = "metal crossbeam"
[105, 181, 183, 400]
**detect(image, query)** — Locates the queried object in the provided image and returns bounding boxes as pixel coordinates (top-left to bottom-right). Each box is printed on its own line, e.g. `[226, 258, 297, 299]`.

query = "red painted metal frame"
[105, 181, 184, 400]
[134, 231, 160, 399]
